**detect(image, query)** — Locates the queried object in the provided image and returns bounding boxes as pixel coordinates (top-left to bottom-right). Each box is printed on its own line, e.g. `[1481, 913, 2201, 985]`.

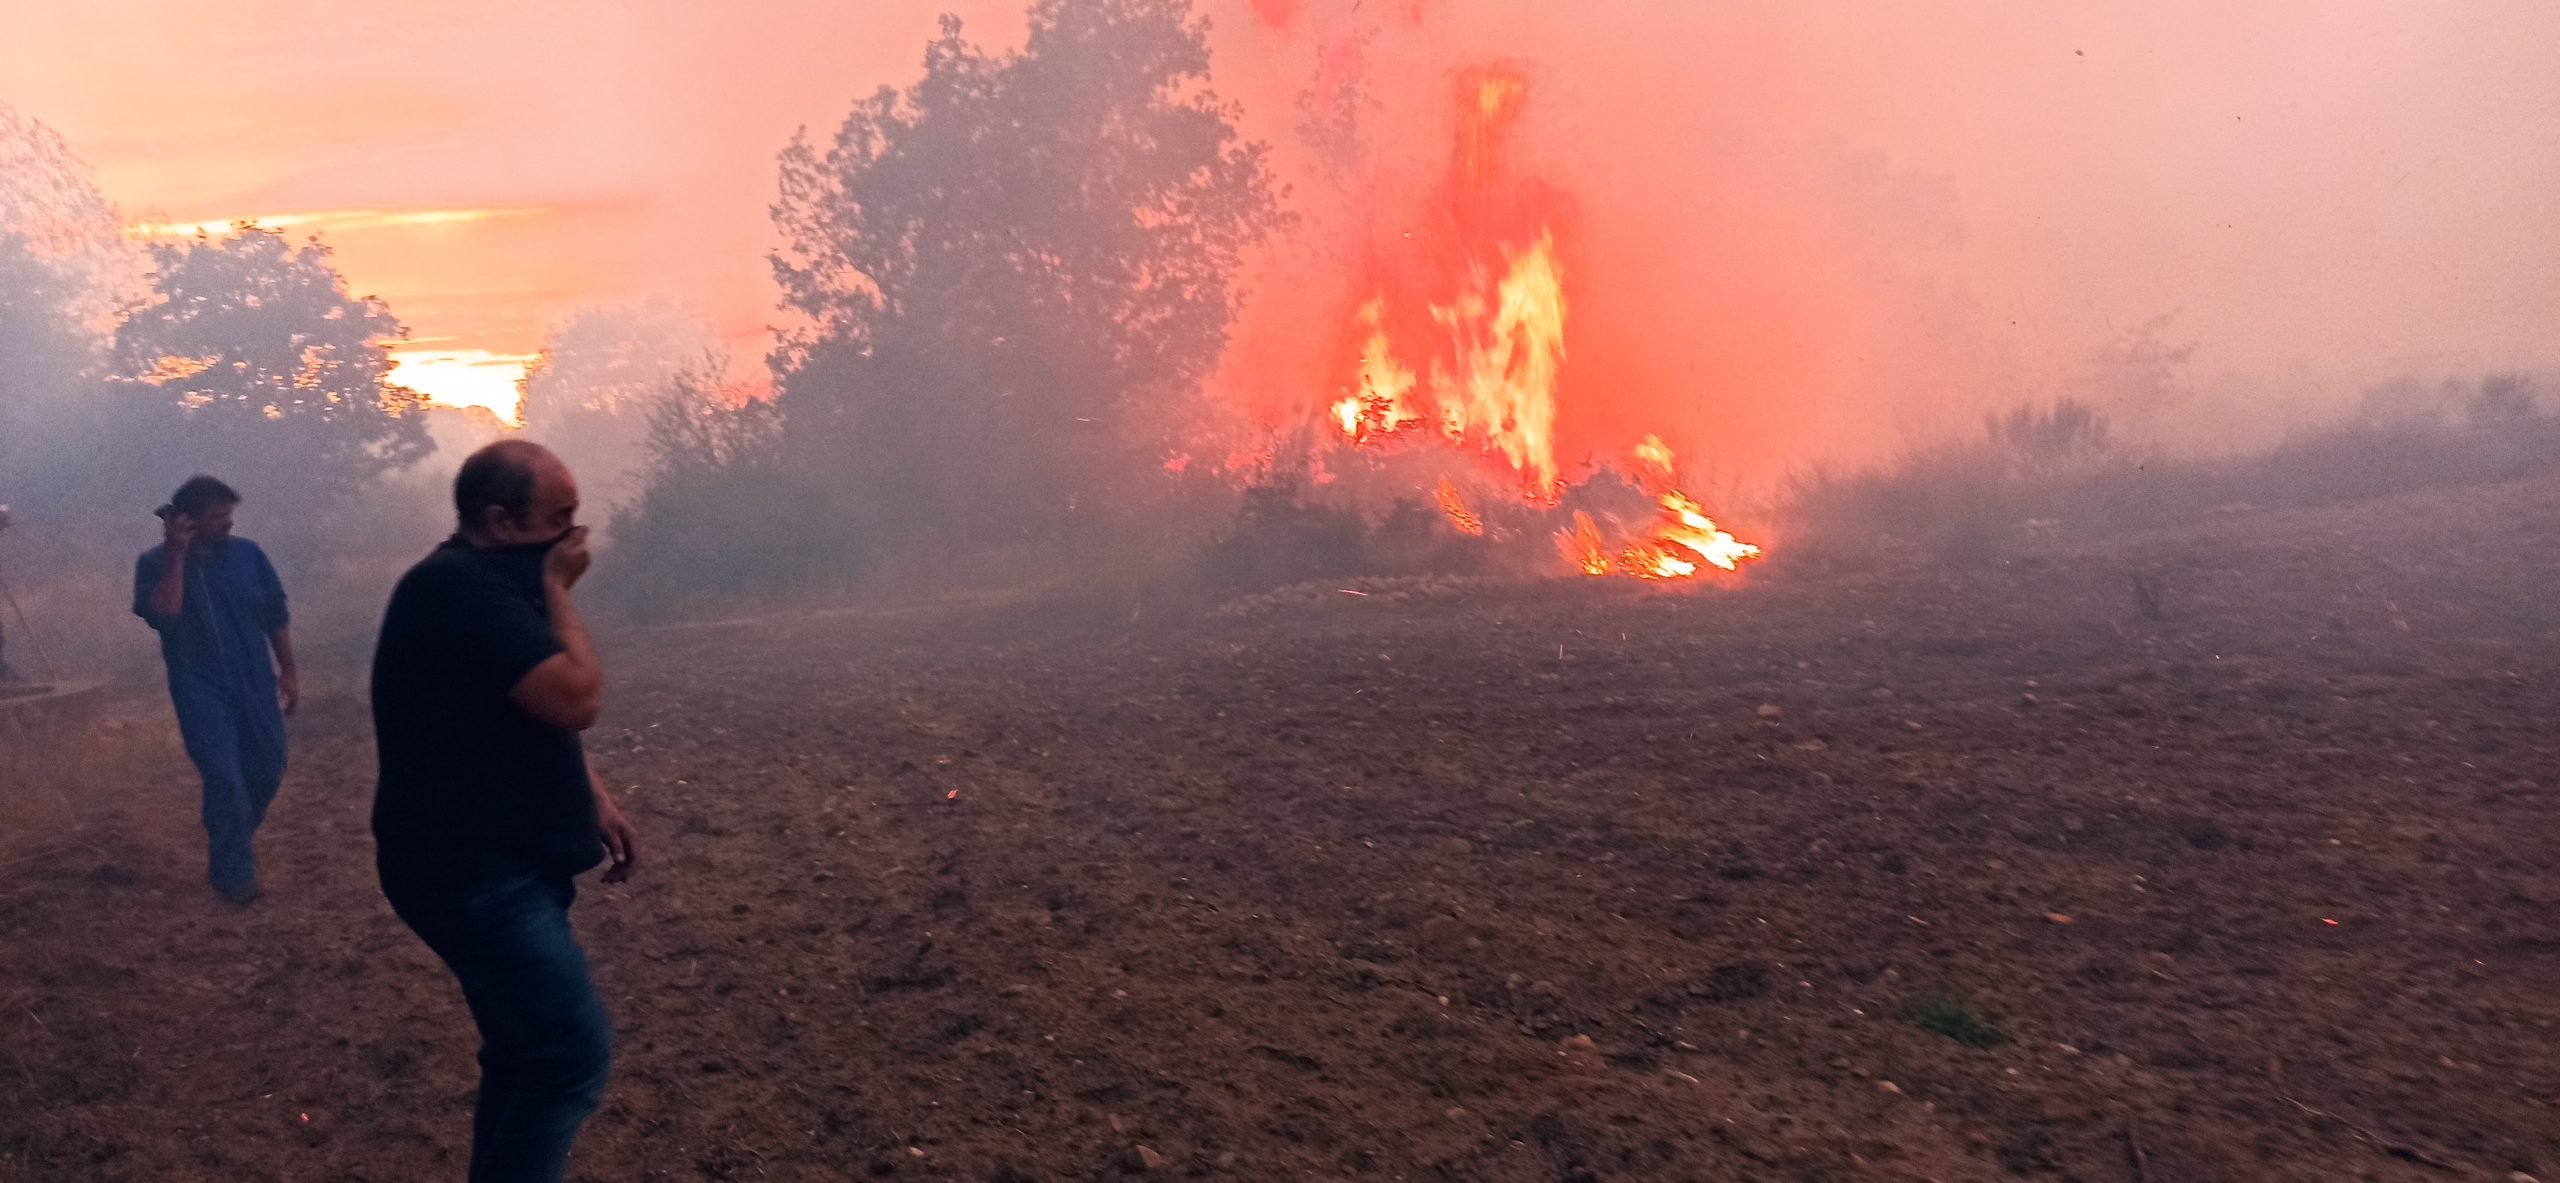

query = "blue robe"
[134, 538, 289, 892]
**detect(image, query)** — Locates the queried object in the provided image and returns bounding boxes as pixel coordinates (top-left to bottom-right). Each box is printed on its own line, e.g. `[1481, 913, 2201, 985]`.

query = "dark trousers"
[388, 869, 612, 1183]
[169, 678, 286, 891]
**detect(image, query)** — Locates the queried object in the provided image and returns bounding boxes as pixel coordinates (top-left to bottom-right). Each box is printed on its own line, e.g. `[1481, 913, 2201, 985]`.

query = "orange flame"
[1293, 67, 1764, 584]
[1331, 297, 1421, 443]
[1558, 511, 1612, 576]
[1330, 395, 1363, 437]
[1432, 232, 1564, 500]
[1622, 436, 1762, 577]
[1649, 492, 1761, 572]
[1631, 433, 1677, 476]
[1435, 477, 1486, 536]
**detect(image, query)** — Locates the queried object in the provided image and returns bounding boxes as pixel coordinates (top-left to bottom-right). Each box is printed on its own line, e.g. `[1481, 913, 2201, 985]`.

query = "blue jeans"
[387, 869, 612, 1183]
[169, 678, 286, 892]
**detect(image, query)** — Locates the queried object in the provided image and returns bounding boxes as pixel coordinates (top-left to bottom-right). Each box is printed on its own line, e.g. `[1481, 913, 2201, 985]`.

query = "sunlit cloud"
[388, 348, 535, 425]
[125, 206, 548, 239]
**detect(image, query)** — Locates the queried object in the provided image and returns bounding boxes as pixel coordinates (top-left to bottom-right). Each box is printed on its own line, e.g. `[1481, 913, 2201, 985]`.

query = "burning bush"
[1192, 62, 1766, 591]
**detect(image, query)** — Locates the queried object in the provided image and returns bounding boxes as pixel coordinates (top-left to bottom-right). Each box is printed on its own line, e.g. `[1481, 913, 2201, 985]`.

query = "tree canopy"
[110, 225, 431, 507]
[517, 302, 722, 516]
[0, 104, 142, 496]
[764, 0, 1287, 545]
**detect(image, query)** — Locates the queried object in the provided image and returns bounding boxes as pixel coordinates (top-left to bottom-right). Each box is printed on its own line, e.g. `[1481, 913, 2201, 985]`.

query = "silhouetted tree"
[110, 225, 432, 509]
[767, 0, 1287, 551]
[0, 233, 92, 480]
[0, 102, 141, 338]
[638, 360, 777, 480]
[0, 103, 146, 506]
[601, 362, 804, 618]
[1293, 28, 1376, 186]
[518, 302, 721, 516]
[2086, 312, 2195, 437]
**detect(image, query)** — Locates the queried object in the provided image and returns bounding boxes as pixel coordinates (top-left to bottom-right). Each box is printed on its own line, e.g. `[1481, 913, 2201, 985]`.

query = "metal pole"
[0, 554, 58, 683]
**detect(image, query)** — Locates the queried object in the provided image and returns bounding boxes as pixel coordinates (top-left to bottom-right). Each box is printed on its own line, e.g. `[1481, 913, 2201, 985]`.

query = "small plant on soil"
[1908, 998, 2011, 1049]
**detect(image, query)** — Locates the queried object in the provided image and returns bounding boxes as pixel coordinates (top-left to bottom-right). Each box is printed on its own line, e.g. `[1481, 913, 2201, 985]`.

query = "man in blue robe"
[133, 475, 299, 904]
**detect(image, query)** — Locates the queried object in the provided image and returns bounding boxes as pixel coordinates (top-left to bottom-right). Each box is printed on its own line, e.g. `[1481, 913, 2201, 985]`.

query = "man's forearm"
[269, 628, 297, 676]
[540, 578, 599, 716]
[545, 578, 604, 692]
[508, 572, 605, 731]
[148, 548, 187, 620]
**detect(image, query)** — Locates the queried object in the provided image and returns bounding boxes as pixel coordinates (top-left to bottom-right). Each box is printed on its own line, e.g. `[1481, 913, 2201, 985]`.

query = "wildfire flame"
[1330, 394, 1362, 437]
[1302, 66, 1763, 583]
[1624, 434, 1763, 576]
[1331, 297, 1421, 442]
[1435, 477, 1486, 536]
[1643, 491, 1761, 574]
[1318, 74, 1567, 504]
[1431, 231, 1564, 501]
[1558, 512, 1613, 577]
[1547, 437, 1762, 579]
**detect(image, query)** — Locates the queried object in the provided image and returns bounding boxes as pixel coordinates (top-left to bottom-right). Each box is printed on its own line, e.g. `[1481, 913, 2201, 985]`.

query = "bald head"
[455, 439, 581, 546]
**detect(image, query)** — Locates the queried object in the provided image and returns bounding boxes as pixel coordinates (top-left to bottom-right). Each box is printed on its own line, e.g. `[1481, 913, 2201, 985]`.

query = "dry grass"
[0, 702, 187, 881]
[1781, 403, 2560, 564]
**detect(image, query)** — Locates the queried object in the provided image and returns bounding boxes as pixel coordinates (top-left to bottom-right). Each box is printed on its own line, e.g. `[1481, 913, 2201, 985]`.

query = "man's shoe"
[214, 880, 262, 906]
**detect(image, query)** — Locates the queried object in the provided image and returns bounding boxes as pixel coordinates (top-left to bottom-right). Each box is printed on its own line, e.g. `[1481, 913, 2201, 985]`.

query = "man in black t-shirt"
[371, 440, 640, 1183]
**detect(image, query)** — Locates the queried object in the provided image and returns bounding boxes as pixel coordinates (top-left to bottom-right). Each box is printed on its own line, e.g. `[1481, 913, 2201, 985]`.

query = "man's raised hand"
[544, 525, 592, 590]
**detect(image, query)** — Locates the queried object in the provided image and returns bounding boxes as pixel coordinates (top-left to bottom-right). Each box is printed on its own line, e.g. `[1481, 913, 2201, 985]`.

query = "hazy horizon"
[6, 0, 2554, 472]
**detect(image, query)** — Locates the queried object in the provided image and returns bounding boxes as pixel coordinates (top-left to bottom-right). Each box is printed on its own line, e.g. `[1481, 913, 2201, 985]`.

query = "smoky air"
[2, 3, 2554, 1180]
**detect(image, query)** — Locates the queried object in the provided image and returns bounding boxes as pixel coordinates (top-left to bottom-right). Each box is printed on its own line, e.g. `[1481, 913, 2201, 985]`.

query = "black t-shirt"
[370, 536, 601, 888]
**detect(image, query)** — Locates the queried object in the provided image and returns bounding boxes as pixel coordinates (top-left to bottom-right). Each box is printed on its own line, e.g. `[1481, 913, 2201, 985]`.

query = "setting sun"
[387, 348, 533, 424]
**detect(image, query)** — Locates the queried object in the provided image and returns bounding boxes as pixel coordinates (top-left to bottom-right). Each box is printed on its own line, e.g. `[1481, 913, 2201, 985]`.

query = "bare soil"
[3, 475, 2557, 1182]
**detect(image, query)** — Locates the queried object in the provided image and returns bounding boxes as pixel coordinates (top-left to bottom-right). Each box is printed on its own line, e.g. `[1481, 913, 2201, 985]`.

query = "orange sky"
[0, 1, 1019, 416]
[1220, 1, 2560, 468]
[6, 1, 2557, 458]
